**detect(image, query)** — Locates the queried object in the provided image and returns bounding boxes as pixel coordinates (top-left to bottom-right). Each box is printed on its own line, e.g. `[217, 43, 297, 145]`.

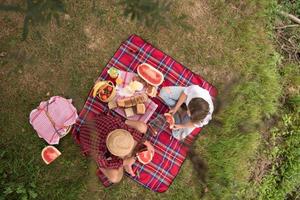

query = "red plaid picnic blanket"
[72, 35, 218, 192]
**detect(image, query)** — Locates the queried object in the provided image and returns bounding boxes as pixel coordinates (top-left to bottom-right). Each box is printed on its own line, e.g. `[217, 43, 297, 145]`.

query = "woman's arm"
[172, 121, 195, 130]
[169, 92, 187, 114]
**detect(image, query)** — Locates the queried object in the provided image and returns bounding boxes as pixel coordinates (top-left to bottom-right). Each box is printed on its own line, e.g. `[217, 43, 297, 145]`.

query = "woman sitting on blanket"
[79, 113, 154, 183]
[159, 85, 214, 140]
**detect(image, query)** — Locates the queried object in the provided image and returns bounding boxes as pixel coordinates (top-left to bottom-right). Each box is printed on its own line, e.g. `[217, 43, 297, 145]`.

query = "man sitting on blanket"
[79, 113, 154, 183]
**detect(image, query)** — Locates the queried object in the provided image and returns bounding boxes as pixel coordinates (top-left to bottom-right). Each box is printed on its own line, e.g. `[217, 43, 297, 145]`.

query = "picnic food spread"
[98, 64, 164, 120]
[41, 146, 61, 165]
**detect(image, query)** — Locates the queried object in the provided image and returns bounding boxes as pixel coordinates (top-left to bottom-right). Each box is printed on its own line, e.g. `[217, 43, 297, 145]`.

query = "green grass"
[257, 113, 300, 200]
[0, 0, 296, 199]
[194, 0, 282, 199]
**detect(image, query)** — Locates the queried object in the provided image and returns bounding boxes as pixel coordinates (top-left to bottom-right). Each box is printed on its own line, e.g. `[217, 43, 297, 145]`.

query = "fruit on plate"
[107, 85, 113, 92]
[101, 94, 108, 100]
[164, 113, 175, 129]
[137, 149, 154, 165]
[107, 67, 119, 79]
[137, 63, 164, 87]
[92, 81, 106, 97]
[41, 146, 61, 165]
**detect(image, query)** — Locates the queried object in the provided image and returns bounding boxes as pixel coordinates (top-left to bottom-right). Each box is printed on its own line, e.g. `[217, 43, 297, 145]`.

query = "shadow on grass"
[186, 146, 209, 199]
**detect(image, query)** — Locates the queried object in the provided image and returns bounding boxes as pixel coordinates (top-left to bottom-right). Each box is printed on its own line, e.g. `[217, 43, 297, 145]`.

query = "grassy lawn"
[1, 0, 298, 199]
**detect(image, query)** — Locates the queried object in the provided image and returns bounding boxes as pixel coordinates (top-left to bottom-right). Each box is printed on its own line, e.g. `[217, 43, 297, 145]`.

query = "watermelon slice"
[41, 146, 61, 165]
[137, 63, 164, 87]
[164, 113, 175, 128]
[137, 150, 154, 165]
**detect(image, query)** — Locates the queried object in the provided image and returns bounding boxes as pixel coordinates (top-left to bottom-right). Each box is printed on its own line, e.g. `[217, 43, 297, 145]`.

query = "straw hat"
[106, 129, 135, 157]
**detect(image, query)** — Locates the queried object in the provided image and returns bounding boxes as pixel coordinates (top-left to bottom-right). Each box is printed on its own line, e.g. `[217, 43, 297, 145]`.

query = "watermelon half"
[137, 63, 164, 87]
[137, 150, 154, 165]
[41, 146, 61, 165]
[164, 113, 175, 128]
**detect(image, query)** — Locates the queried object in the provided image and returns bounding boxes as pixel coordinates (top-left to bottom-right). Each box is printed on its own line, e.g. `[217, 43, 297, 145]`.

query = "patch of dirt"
[176, 0, 239, 87]
[83, 24, 107, 51]
[0, 2, 24, 39]
[249, 116, 280, 183]
[19, 71, 49, 92]
[187, 0, 210, 20]
[249, 157, 272, 183]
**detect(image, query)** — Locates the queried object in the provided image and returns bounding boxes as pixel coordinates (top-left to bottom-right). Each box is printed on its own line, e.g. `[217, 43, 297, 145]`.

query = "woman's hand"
[168, 107, 178, 115]
[123, 157, 136, 176]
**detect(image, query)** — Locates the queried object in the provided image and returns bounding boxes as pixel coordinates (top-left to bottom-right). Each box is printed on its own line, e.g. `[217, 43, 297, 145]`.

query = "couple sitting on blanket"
[80, 84, 213, 183]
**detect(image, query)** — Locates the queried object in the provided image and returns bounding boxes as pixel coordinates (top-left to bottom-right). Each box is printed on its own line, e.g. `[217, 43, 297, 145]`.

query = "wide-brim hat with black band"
[106, 129, 135, 157]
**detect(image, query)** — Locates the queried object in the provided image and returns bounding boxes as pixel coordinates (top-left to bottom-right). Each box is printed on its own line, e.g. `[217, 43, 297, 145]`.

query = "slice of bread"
[124, 107, 134, 117]
[146, 85, 157, 97]
[136, 103, 146, 115]
[108, 100, 118, 109]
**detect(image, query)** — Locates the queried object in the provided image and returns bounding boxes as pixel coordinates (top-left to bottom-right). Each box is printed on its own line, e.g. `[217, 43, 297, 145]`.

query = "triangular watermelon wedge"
[41, 146, 61, 165]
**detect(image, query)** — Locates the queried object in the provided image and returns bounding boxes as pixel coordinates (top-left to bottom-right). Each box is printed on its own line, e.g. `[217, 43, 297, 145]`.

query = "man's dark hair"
[188, 98, 209, 123]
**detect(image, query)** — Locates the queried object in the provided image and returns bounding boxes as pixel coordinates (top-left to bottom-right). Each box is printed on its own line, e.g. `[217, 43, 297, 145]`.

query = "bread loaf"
[117, 93, 148, 108]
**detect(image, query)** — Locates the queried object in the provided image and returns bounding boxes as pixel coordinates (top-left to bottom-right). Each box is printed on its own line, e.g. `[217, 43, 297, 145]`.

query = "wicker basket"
[59, 125, 72, 138]
[97, 81, 116, 102]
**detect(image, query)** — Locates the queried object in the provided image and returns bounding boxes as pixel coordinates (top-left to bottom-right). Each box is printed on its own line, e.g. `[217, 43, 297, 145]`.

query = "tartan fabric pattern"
[72, 35, 218, 192]
[77, 113, 143, 169]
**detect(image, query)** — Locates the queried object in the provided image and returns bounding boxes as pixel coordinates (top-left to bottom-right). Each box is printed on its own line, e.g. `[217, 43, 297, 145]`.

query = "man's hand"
[123, 157, 136, 166]
[123, 157, 136, 176]
[144, 140, 155, 155]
